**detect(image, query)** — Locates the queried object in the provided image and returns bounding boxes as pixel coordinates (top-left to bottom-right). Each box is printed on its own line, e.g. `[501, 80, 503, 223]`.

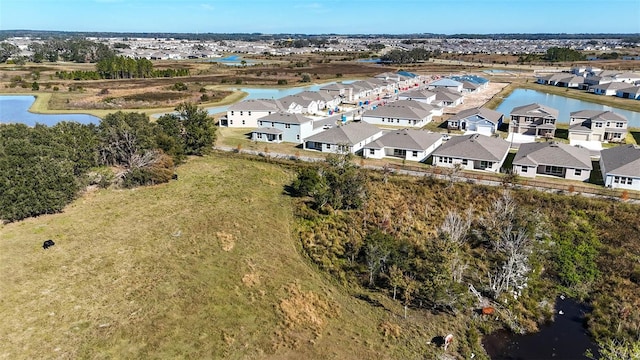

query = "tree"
[587, 338, 640, 360]
[301, 73, 312, 83]
[0, 42, 19, 63]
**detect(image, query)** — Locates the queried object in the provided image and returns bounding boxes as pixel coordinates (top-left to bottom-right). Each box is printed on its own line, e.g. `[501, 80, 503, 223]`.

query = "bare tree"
[487, 228, 532, 300]
[439, 208, 473, 246]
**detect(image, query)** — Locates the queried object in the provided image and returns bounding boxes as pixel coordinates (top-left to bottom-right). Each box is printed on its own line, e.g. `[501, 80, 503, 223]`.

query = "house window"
[325, 143, 331, 149]
[296, 135, 300, 140]
[594, 122, 603, 128]
[369, 149, 375, 155]
[248, 111, 252, 116]
[480, 161, 492, 169]
[230, 120, 233, 125]
[272, 122, 275, 127]
[575, 169, 582, 176]
[259, 121, 263, 126]
[544, 119, 554, 124]
[450, 121, 458, 127]
[546, 166, 563, 175]
[231, 111, 234, 116]
[615, 176, 634, 185]
[285, 124, 291, 129]
[382, 118, 385, 122]
[613, 133, 622, 139]
[616, 122, 624, 128]
[257, 133, 262, 139]
[521, 166, 528, 173]
[242, 120, 245, 125]
[412, 151, 418, 157]
[462, 159, 468, 165]
[240, 111, 243, 116]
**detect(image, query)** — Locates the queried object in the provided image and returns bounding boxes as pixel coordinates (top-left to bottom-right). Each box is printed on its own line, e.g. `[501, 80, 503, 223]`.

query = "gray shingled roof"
[570, 110, 627, 123]
[432, 134, 510, 161]
[252, 127, 283, 135]
[401, 89, 436, 99]
[591, 82, 630, 91]
[367, 129, 442, 151]
[391, 100, 438, 112]
[600, 144, 640, 177]
[304, 122, 382, 145]
[296, 90, 337, 102]
[363, 104, 430, 120]
[228, 99, 282, 111]
[448, 107, 503, 123]
[512, 142, 592, 169]
[258, 112, 312, 125]
[510, 103, 559, 119]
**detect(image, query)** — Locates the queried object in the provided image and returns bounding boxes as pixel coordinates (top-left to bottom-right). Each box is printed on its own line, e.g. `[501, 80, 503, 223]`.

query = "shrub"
[235, 78, 242, 85]
[277, 79, 288, 85]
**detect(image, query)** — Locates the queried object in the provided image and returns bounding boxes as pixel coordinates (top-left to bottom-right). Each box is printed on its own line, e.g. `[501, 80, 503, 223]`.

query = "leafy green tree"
[552, 219, 600, 291]
[0, 42, 19, 63]
[98, 111, 157, 166]
[156, 103, 216, 158]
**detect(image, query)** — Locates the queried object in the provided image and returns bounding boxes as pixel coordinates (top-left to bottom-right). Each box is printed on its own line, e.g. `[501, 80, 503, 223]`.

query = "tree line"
[53, 56, 190, 80]
[380, 48, 441, 64]
[0, 103, 215, 223]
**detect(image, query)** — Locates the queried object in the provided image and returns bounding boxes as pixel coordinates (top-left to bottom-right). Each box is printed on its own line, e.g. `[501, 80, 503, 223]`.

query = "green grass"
[0, 154, 445, 360]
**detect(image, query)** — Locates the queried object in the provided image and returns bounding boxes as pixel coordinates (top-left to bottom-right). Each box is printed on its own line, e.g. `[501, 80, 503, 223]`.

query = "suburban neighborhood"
[219, 69, 640, 192]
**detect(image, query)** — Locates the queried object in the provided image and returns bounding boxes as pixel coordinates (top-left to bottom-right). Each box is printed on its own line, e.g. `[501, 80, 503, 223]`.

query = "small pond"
[483, 298, 599, 359]
[208, 55, 257, 66]
[495, 89, 640, 128]
[0, 95, 101, 126]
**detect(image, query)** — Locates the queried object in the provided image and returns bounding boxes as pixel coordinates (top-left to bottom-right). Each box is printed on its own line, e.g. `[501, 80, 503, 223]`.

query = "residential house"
[398, 89, 437, 104]
[612, 72, 640, 84]
[615, 85, 640, 100]
[278, 94, 319, 115]
[589, 82, 630, 96]
[393, 99, 443, 116]
[304, 122, 383, 154]
[431, 133, 510, 172]
[319, 82, 352, 102]
[509, 103, 559, 137]
[512, 142, 592, 181]
[432, 88, 464, 107]
[428, 78, 463, 93]
[447, 107, 504, 135]
[361, 100, 435, 128]
[599, 144, 640, 190]
[251, 112, 317, 144]
[224, 99, 282, 127]
[568, 110, 628, 143]
[363, 129, 442, 162]
[296, 91, 341, 111]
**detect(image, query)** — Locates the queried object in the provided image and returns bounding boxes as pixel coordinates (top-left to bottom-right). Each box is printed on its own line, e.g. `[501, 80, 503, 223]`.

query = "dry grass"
[0, 154, 428, 360]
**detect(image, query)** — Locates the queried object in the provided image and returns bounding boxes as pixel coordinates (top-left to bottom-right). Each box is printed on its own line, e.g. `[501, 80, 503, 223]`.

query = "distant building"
[568, 110, 627, 143]
[512, 142, 592, 181]
[431, 133, 510, 172]
[509, 103, 558, 138]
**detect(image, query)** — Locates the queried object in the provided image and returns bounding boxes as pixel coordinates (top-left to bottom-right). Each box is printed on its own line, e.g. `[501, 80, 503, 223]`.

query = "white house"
[252, 112, 318, 144]
[615, 86, 640, 100]
[600, 144, 640, 191]
[512, 142, 592, 181]
[398, 89, 437, 104]
[363, 129, 442, 162]
[432, 88, 464, 107]
[428, 78, 464, 93]
[279, 95, 319, 115]
[589, 82, 630, 96]
[224, 99, 283, 127]
[361, 100, 436, 128]
[431, 133, 510, 172]
[304, 122, 383, 154]
[447, 107, 504, 135]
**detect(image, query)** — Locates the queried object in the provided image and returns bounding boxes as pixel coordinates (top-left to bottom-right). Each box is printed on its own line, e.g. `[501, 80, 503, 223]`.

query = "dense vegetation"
[290, 155, 640, 354]
[543, 46, 586, 62]
[53, 55, 190, 80]
[0, 103, 215, 223]
[380, 48, 440, 64]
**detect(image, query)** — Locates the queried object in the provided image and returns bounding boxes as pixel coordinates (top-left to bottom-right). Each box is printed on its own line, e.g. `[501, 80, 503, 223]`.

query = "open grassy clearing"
[0, 154, 452, 360]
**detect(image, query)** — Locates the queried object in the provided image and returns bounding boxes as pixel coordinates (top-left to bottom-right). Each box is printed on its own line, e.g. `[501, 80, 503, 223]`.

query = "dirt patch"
[216, 231, 235, 251]
[241, 272, 261, 287]
[274, 282, 338, 350]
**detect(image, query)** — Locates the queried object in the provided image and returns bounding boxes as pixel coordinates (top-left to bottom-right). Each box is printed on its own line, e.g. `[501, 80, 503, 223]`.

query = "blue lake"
[0, 95, 101, 126]
[495, 89, 640, 128]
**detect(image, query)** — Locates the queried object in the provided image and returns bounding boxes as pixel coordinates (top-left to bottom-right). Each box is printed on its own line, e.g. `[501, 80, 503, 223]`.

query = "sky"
[1, 0, 639, 35]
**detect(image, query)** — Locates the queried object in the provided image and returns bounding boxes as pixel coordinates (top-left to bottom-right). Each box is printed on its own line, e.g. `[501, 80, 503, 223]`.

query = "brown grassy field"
[0, 154, 463, 360]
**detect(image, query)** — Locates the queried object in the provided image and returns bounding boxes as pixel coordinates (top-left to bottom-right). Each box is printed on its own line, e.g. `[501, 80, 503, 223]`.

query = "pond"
[0, 95, 101, 126]
[483, 297, 599, 360]
[495, 89, 640, 128]
[208, 55, 257, 66]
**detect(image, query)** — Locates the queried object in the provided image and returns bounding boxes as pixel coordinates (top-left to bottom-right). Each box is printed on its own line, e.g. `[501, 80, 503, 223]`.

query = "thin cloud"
[201, 3, 215, 10]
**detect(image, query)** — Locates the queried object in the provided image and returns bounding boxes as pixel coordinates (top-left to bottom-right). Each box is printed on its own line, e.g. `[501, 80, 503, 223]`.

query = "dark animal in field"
[42, 239, 55, 249]
[172, 174, 178, 180]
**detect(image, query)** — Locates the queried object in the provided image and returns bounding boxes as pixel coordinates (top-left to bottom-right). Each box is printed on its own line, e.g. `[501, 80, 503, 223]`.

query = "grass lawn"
[1, 154, 444, 359]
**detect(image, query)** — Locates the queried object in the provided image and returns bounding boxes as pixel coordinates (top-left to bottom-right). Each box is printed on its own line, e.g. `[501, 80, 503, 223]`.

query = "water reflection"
[483, 298, 599, 360]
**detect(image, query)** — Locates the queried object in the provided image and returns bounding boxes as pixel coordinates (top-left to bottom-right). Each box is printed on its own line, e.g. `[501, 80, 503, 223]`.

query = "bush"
[172, 82, 188, 91]
[235, 78, 243, 85]
[277, 79, 288, 85]
[31, 82, 39, 91]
